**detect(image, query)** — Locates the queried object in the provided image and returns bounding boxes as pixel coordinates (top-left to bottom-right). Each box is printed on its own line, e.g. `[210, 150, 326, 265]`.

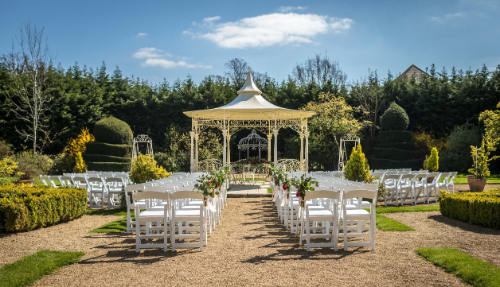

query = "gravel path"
[1, 198, 499, 286]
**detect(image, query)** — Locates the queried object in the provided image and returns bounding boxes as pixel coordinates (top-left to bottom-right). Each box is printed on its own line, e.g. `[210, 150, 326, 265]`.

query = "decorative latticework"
[338, 134, 360, 171]
[132, 134, 153, 167]
[197, 159, 223, 172]
[276, 159, 301, 172]
[237, 129, 268, 159]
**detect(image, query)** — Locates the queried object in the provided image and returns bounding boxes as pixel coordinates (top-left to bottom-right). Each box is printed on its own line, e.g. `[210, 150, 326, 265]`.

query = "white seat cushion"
[344, 209, 370, 220]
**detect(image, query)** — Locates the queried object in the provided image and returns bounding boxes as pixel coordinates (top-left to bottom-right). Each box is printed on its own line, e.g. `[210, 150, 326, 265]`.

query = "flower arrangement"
[292, 174, 318, 207]
[194, 166, 230, 203]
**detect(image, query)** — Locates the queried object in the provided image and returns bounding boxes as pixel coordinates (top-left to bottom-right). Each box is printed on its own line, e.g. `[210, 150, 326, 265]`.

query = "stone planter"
[467, 176, 487, 192]
[13, 179, 34, 185]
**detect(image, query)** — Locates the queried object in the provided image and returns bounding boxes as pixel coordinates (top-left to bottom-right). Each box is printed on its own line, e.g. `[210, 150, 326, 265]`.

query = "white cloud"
[203, 16, 221, 22]
[132, 47, 211, 69]
[430, 12, 466, 22]
[278, 6, 308, 13]
[142, 58, 212, 69]
[133, 47, 164, 59]
[189, 13, 354, 49]
[136, 32, 148, 37]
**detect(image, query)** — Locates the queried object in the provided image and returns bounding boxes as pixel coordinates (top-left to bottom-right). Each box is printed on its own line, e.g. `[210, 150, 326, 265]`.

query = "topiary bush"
[93, 117, 133, 145]
[0, 185, 87, 232]
[85, 142, 132, 157]
[427, 147, 439, 171]
[73, 152, 87, 173]
[380, 102, 409, 131]
[344, 144, 373, 183]
[129, 154, 170, 183]
[439, 189, 500, 229]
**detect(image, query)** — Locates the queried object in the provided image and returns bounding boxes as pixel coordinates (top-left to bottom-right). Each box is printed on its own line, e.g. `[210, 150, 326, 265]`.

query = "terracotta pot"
[467, 176, 487, 192]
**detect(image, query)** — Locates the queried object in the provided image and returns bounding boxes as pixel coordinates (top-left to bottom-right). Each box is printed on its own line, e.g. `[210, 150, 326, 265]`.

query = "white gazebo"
[238, 129, 268, 159]
[183, 70, 315, 172]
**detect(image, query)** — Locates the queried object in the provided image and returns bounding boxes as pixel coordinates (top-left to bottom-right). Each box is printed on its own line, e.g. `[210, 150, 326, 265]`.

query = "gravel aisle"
[3, 198, 499, 286]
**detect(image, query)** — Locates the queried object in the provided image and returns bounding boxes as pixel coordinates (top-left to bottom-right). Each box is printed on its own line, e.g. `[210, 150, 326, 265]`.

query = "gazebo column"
[227, 133, 231, 165]
[222, 130, 227, 166]
[195, 133, 199, 172]
[190, 131, 195, 172]
[267, 134, 272, 162]
[273, 129, 279, 165]
[304, 131, 309, 171]
[299, 132, 304, 171]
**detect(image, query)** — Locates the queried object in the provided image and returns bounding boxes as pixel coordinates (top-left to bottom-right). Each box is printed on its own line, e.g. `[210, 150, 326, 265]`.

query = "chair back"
[133, 191, 169, 202]
[170, 191, 204, 201]
[343, 189, 377, 201]
[305, 190, 340, 200]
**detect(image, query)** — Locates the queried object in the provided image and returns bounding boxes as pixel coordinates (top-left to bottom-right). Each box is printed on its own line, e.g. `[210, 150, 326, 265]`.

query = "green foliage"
[73, 152, 87, 173]
[66, 127, 95, 157]
[440, 124, 482, 172]
[0, 139, 12, 160]
[0, 185, 87, 232]
[468, 139, 499, 179]
[89, 216, 128, 233]
[368, 158, 422, 170]
[417, 248, 500, 287]
[376, 205, 440, 213]
[377, 130, 412, 143]
[129, 154, 170, 184]
[93, 116, 133, 145]
[85, 142, 132, 157]
[439, 189, 500, 229]
[0, 177, 19, 185]
[0, 158, 23, 178]
[380, 102, 409, 130]
[82, 154, 131, 163]
[479, 102, 500, 149]
[0, 250, 84, 287]
[86, 162, 130, 172]
[10, 151, 52, 180]
[371, 148, 417, 161]
[344, 144, 373, 183]
[50, 152, 74, 174]
[376, 214, 414, 231]
[427, 147, 439, 171]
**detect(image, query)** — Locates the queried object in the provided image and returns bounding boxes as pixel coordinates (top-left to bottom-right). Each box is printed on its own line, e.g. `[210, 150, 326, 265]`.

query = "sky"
[1, 0, 499, 84]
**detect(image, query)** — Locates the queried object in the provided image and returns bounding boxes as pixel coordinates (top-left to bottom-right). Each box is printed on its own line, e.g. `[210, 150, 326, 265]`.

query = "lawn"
[0, 250, 84, 287]
[376, 214, 415, 231]
[445, 174, 500, 184]
[417, 248, 500, 287]
[89, 217, 129, 233]
[376, 205, 440, 214]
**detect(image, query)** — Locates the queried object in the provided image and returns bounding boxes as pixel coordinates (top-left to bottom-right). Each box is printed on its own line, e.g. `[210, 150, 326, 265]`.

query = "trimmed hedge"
[86, 162, 130, 172]
[85, 142, 132, 157]
[0, 185, 87, 232]
[378, 131, 412, 143]
[380, 102, 409, 131]
[368, 157, 422, 170]
[93, 116, 133, 145]
[439, 189, 500, 229]
[372, 148, 417, 161]
[82, 154, 131, 163]
[377, 142, 415, 150]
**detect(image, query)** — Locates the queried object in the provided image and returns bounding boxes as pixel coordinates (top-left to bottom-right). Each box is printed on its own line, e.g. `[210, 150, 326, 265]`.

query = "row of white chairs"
[124, 173, 228, 252]
[271, 172, 378, 251]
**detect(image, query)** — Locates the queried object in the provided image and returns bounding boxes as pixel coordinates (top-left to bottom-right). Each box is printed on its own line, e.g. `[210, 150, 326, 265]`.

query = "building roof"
[397, 64, 429, 80]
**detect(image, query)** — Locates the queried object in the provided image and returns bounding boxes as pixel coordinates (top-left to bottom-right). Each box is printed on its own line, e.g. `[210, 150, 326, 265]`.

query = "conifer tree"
[344, 144, 373, 183]
[426, 147, 439, 171]
[73, 152, 87, 173]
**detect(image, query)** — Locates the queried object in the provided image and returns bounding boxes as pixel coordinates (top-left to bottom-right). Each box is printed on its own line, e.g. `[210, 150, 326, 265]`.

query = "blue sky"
[1, 0, 499, 84]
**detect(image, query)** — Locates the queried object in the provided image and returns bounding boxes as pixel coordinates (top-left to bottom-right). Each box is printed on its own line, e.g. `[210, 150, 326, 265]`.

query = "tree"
[478, 102, 500, 148]
[292, 54, 347, 87]
[427, 147, 439, 172]
[1, 22, 54, 154]
[344, 144, 373, 183]
[301, 92, 369, 169]
[225, 58, 250, 88]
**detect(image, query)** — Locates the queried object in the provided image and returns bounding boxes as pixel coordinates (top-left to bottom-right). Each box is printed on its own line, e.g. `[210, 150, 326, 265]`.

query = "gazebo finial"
[237, 70, 262, 95]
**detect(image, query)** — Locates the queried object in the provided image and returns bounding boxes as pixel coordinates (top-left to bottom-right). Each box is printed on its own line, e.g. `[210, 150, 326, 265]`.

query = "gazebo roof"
[183, 71, 315, 120]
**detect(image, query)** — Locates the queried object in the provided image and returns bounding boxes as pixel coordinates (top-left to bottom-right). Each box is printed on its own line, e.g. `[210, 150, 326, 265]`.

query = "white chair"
[39, 175, 51, 187]
[426, 172, 441, 203]
[125, 184, 146, 234]
[88, 177, 106, 209]
[58, 176, 73, 187]
[383, 174, 401, 206]
[170, 191, 207, 252]
[71, 176, 88, 190]
[413, 173, 428, 204]
[104, 177, 125, 210]
[399, 174, 416, 205]
[133, 191, 169, 253]
[437, 172, 451, 194]
[341, 189, 377, 251]
[300, 190, 340, 251]
[446, 172, 457, 193]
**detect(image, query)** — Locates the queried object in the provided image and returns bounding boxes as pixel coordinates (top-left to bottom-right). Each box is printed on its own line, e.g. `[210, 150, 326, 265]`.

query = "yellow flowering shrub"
[0, 158, 24, 178]
[73, 152, 87, 173]
[67, 127, 95, 157]
[129, 154, 171, 183]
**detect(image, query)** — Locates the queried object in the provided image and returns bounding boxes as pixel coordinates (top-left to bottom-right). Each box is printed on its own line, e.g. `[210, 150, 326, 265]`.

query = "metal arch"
[338, 134, 360, 171]
[237, 129, 268, 151]
[132, 134, 154, 167]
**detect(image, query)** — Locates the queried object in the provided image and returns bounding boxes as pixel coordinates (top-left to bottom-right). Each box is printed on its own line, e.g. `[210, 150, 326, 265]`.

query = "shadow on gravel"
[429, 215, 500, 235]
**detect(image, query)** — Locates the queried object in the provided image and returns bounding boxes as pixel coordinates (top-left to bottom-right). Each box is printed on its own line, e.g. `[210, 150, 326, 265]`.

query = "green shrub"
[380, 102, 409, 131]
[50, 152, 74, 174]
[93, 116, 133, 145]
[0, 185, 87, 232]
[86, 162, 130, 172]
[10, 151, 52, 180]
[82, 154, 131, 163]
[0, 177, 19, 185]
[129, 154, 170, 183]
[85, 142, 132, 157]
[377, 142, 415, 150]
[0, 139, 12, 160]
[368, 157, 422, 170]
[372, 148, 417, 161]
[427, 147, 439, 171]
[344, 144, 373, 183]
[378, 131, 412, 143]
[439, 189, 500, 229]
[440, 124, 482, 172]
[73, 152, 87, 173]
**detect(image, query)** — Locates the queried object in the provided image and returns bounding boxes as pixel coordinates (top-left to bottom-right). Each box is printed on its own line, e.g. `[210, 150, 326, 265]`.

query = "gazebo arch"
[184, 71, 315, 172]
[238, 129, 268, 159]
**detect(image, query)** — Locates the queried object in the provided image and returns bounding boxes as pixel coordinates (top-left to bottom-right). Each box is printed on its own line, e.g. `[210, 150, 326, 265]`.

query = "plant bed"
[439, 189, 500, 229]
[0, 184, 87, 232]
